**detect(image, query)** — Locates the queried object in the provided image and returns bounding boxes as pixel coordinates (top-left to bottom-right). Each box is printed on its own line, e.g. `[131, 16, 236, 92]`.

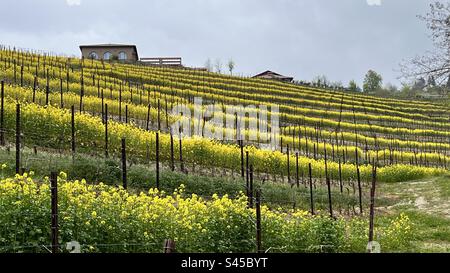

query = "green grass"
[436, 174, 450, 198]
[0, 147, 365, 213]
[376, 174, 450, 252]
[403, 211, 450, 252]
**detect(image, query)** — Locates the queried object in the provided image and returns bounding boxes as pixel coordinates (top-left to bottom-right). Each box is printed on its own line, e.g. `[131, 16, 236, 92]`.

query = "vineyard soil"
[377, 175, 450, 252]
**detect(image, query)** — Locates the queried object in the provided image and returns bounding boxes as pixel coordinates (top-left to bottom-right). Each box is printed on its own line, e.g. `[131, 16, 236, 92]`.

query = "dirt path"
[377, 177, 450, 218]
[377, 176, 450, 252]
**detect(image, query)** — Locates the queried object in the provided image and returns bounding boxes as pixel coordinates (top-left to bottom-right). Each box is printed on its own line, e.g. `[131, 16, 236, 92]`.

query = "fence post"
[163, 239, 176, 253]
[146, 104, 150, 131]
[357, 166, 363, 214]
[165, 98, 169, 129]
[13, 59, 16, 83]
[287, 145, 291, 184]
[32, 76, 37, 103]
[255, 189, 262, 253]
[368, 165, 377, 251]
[79, 79, 84, 113]
[15, 104, 20, 174]
[0, 80, 4, 146]
[50, 171, 59, 254]
[71, 105, 75, 156]
[119, 83, 122, 122]
[296, 153, 299, 188]
[157, 99, 161, 131]
[45, 70, 49, 106]
[122, 138, 127, 189]
[338, 158, 343, 193]
[240, 140, 244, 178]
[280, 137, 283, 153]
[308, 163, 314, 215]
[179, 133, 184, 173]
[104, 104, 108, 158]
[60, 78, 64, 108]
[170, 131, 175, 171]
[324, 145, 333, 218]
[101, 89, 104, 124]
[156, 132, 160, 190]
[66, 71, 69, 94]
[20, 65, 23, 87]
[246, 151, 249, 196]
[249, 165, 254, 209]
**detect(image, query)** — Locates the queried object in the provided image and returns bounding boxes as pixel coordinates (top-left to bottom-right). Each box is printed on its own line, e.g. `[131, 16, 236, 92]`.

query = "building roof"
[79, 44, 139, 59]
[79, 43, 137, 49]
[252, 70, 294, 81]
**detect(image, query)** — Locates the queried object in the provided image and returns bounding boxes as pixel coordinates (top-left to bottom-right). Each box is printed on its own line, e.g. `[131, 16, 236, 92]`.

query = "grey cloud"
[0, 0, 434, 86]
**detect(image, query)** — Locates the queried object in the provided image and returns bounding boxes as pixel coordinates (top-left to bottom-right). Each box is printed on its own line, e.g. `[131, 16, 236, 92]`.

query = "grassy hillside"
[0, 47, 448, 253]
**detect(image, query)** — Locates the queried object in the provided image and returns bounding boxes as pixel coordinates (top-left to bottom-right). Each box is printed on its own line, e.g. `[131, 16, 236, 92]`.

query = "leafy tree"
[227, 59, 235, 75]
[384, 83, 399, 93]
[348, 80, 360, 92]
[363, 70, 383, 93]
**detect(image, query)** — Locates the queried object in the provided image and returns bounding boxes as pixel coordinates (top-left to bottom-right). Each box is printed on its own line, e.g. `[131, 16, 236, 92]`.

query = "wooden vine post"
[308, 163, 315, 215]
[121, 138, 127, 189]
[71, 105, 76, 157]
[368, 164, 378, 251]
[156, 132, 160, 190]
[15, 104, 20, 174]
[163, 239, 176, 253]
[249, 165, 254, 209]
[255, 189, 262, 253]
[0, 81, 4, 146]
[170, 131, 175, 171]
[50, 171, 59, 254]
[179, 131, 184, 173]
[324, 144, 333, 218]
[240, 140, 244, 178]
[104, 104, 108, 158]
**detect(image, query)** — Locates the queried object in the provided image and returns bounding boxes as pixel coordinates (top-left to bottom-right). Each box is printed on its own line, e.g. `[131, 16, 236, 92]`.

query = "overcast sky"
[0, 0, 436, 86]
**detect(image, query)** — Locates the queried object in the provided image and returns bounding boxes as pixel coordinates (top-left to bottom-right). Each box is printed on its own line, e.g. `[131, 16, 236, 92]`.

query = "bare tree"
[214, 58, 223, 74]
[312, 75, 329, 87]
[227, 59, 235, 75]
[205, 58, 213, 72]
[401, 2, 450, 91]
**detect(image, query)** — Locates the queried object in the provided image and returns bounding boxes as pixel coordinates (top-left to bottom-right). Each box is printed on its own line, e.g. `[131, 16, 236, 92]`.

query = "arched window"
[103, 52, 112, 60]
[88, 52, 98, 60]
[118, 51, 127, 61]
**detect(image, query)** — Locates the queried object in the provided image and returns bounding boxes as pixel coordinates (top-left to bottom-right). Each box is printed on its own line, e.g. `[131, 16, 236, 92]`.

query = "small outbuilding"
[252, 70, 294, 83]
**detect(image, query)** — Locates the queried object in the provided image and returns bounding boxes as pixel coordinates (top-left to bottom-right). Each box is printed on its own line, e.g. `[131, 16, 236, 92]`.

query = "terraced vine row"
[0, 47, 448, 179]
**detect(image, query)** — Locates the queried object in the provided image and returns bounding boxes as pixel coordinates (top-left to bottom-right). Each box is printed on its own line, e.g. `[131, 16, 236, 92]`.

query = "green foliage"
[348, 80, 360, 92]
[363, 70, 383, 93]
[0, 148, 365, 211]
[0, 173, 414, 253]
